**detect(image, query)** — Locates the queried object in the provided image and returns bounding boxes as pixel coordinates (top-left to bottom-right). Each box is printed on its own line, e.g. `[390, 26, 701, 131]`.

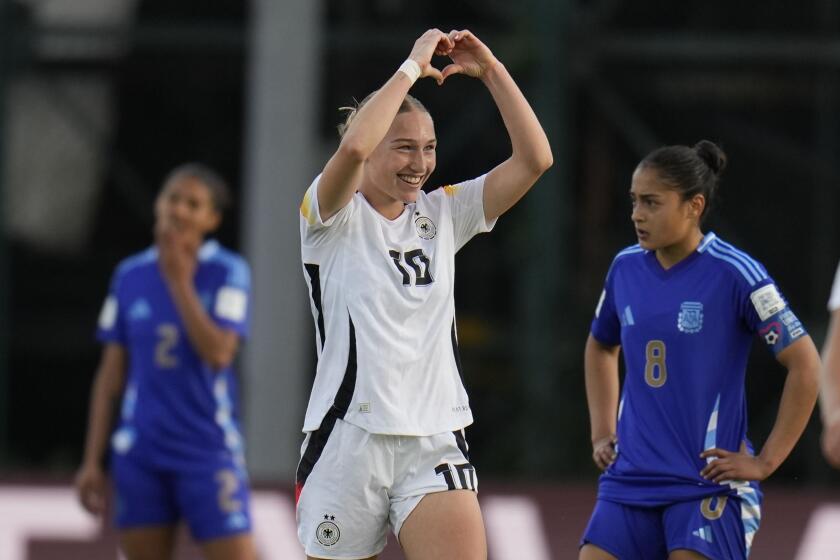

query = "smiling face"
[630, 165, 704, 252]
[154, 174, 221, 246]
[360, 109, 436, 218]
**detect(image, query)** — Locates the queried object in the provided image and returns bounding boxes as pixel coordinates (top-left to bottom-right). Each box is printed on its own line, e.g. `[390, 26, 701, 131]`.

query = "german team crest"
[678, 302, 704, 334]
[316, 514, 340, 546]
[415, 215, 437, 240]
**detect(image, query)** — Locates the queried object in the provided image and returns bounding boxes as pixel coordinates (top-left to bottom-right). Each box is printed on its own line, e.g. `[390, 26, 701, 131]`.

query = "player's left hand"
[821, 410, 840, 469]
[156, 222, 199, 286]
[699, 447, 774, 483]
[440, 30, 499, 83]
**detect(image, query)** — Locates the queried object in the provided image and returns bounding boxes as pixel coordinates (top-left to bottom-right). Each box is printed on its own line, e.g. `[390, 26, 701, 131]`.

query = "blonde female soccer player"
[296, 28, 552, 560]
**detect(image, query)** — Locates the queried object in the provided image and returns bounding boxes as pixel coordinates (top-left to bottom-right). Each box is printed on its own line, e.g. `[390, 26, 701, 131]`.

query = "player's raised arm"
[316, 29, 453, 222]
[439, 29, 553, 221]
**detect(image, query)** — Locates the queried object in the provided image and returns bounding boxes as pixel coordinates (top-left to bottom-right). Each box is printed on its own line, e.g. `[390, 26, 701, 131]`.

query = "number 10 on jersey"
[389, 249, 434, 286]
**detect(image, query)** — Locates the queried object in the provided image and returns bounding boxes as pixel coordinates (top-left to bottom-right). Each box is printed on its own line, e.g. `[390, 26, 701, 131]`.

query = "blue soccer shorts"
[111, 449, 252, 542]
[581, 493, 761, 560]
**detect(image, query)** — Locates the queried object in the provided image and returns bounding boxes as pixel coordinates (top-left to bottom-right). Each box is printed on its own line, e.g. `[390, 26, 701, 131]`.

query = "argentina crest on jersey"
[677, 301, 704, 334]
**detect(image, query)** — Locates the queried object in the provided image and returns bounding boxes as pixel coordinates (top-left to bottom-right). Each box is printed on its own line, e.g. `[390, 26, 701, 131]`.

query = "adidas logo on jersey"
[128, 298, 152, 321]
[692, 525, 713, 543]
[619, 305, 635, 327]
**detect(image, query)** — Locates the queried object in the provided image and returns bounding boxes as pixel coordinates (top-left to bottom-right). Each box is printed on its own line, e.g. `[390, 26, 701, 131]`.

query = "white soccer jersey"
[830, 260, 840, 311]
[299, 174, 496, 435]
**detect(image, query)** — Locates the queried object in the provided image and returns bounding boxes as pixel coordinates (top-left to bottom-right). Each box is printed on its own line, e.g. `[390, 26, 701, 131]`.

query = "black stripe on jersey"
[331, 315, 357, 418]
[453, 429, 470, 461]
[451, 320, 465, 388]
[297, 316, 358, 487]
[296, 409, 338, 486]
[304, 263, 325, 349]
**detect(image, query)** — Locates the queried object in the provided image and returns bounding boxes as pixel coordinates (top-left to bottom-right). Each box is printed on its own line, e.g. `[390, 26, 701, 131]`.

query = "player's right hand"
[407, 29, 454, 85]
[592, 434, 618, 470]
[75, 464, 107, 515]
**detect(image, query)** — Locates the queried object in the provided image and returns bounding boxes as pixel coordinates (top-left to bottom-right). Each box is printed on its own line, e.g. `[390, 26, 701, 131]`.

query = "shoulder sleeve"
[436, 174, 497, 252]
[299, 174, 356, 249]
[590, 262, 621, 347]
[829, 260, 840, 311]
[212, 254, 251, 339]
[740, 274, 808, 356]
[96, 267, 127, 345]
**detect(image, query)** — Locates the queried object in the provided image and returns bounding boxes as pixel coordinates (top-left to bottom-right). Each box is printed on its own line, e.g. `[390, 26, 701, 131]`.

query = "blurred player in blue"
[75, 164, 256, 560]
[580, 141, 820, 560]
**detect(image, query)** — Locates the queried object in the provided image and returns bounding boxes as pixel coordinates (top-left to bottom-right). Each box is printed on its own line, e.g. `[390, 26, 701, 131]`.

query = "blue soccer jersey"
[591, 232, 806, 508]
[97, 239, 251, 469]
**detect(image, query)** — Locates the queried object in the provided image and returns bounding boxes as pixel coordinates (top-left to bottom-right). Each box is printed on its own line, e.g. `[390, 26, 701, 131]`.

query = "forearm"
[167, 279, 237, 370]
[586, 370, 619, 441]
[758, 361, 819, 473]
[820, 313, 840, 421]
[480, 63, 553, 174]
[317, 66, 416, 219]
[81, 367, 123, 467]
[585, 337, 621, 442]
[338, 71, 415, 159]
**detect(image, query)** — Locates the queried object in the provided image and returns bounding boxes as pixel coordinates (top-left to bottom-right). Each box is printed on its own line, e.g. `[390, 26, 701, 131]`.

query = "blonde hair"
[337, 92, 429, 138]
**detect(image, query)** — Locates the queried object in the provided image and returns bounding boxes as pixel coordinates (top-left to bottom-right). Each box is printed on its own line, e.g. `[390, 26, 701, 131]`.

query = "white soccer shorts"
[295, 415, 477, 559]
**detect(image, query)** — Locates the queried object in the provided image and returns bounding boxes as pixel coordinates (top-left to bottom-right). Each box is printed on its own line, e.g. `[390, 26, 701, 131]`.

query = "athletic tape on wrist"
[397, 59, 422, 84]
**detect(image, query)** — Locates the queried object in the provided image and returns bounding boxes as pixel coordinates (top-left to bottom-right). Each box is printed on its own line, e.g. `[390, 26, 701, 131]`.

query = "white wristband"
[397, 59, 422, 84]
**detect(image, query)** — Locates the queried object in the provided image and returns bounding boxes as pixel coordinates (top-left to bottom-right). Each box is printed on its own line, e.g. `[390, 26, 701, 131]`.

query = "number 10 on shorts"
[434, 462, 477, 491]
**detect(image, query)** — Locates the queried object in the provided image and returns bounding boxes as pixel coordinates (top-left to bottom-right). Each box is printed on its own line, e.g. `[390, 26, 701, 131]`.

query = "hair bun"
[693, 140, 727, 176]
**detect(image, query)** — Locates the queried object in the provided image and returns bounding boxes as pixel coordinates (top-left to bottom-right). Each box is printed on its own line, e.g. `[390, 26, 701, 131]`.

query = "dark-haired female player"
[580, 141, 820, 560]
[76, 164, 256, 560]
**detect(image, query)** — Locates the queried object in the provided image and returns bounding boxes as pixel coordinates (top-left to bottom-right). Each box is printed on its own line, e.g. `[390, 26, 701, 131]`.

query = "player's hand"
[821, 410, 840, 469]
[75, 463, 107, 515]
[155, 222, 199, 287]
[407, 29, 454, 85]
[699, 447, 773, 483]
[592, 434, 617, 470]
[440, 30, 499, 83]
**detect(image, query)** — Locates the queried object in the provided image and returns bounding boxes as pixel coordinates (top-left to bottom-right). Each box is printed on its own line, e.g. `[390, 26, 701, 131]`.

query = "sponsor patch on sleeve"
[215, 286, 248, 323]
[98, 296, 118, 330]
[750, 284, 786, 321]
[757, 307, 807, 355]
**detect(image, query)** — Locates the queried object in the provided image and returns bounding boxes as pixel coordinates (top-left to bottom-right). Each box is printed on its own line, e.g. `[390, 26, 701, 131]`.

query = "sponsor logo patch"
[98, 296, 118, 329]
[216, 286, 248, 322]
[750, 284, 785, 321]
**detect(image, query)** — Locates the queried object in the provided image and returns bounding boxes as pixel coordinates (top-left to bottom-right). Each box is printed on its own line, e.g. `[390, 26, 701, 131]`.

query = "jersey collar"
[198, 239, 220, 261]
[645, 231, 714, 278]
